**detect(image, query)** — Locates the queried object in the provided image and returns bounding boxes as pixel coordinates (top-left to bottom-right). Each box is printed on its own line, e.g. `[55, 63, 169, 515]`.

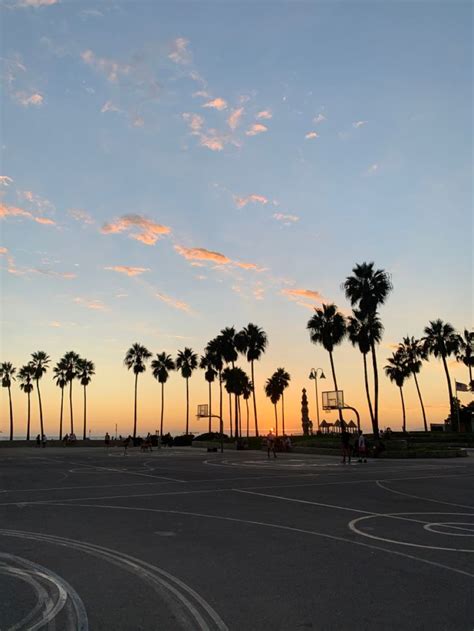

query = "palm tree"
[18, 364, 35, 440]
[307, 303, 346, 425]
[343, 262, 392, 436]
[176, 347, 198, 434]
[347, 309, 383, 427]
[221, 366, 249, 439]
[151, 352, 175, 436]
[0, 362, 16, 440]
[235, 323, 268, 438]
[398, 336, 428, 431]
[61, 351, 81, 435]
[218, 327, 239, 437]
[205, 337, 225, 436]
[265, 373, 282, 437]
[423, 320, 461, 431]
[242, 376, 253, 438]
[77, 358, 95, 440]
[53, 360, 68, 440]
[456, 329, 474, 388]
[384, 351, 410, 432]
[200, 354, 217, 433]
[274, 367, 290, 434]
[124, 343, 152, 438]
[30, 351, 50, 438]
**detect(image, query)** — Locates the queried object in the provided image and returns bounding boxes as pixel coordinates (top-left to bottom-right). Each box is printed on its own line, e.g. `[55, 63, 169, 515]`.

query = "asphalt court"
[1, 446, 473, 630]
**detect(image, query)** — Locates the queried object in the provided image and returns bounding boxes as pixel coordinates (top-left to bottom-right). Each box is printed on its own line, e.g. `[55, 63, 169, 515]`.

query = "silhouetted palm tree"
[222, 366, 249, 439]
[77, 358, 95, 440]
[200, 354, 217, 432]
[343, 262, 392, 436]
[61, 351, 81, 435]
[176, 347, 198, 434]
[0, 362, 16, 440]
[151, 352, 175, 436]
[124, 343, 152, 438]
[265, 373, 282, 437]
[235, 323, 268, 438]
[218, 327, 239, 437]
[456, 328, 474, 388]
[30, 351, 50, 438]
[385, 351, 410, 432]
[398, 336, 428, 431]
[423, 320, 460, 430]
[347, 309, 383, 427]
[242, 376, 253, 438]
[274, 367, 290, 434]
[307, 303, 346, 426]
[18, 364, 35, 440]
[53, 360, 68, 440]
[205, 337, 225, 435]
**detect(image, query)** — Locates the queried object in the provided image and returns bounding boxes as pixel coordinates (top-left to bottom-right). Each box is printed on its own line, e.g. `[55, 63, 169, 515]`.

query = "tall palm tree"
[53, 360, 68, 440]
[18, 364, 35, 440]
[205, 337, 225, 436]
[218, 327, 239, 437]
[61, 351, 81, 435]
[343, 262, 392, 436]
[307, 303, 346, 425]
[274, 367, 290, 434]
[384, 351, 410, 432]
[77, 358, 95, 440]
[235, 323, 268, 438]
[423, 320, 460, 431]
[0, 362, 16, 440]
[242, 376, 253, 438]
[347, 309, 383, 427]
[124, 343, 152, 438]
[456, 328, 474, 388]
[222, 366, 249, 439]
[265, 373, 282, 437]
[151, 352, 175, 436]
[176, 347, 198, 435]
[30, 351, 50, 438]
[398, 336, 428, 431]
[200, 354, 217, 433]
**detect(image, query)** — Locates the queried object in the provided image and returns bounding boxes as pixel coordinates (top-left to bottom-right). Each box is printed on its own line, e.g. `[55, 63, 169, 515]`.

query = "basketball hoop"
[196, 404, 209, 418]
[322, 390, 344, 410]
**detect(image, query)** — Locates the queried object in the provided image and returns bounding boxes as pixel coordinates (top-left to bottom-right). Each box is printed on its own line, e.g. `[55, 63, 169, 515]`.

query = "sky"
[0, 0, 472, 439]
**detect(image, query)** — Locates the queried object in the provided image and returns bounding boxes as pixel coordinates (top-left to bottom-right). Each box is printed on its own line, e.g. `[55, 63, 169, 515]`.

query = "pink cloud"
[155, 291, 190, 312]
[14, 92, 43, 107]
[245, 123, 268, 137]
[0, 176, 13, 186]
[199, 132, 226, 151]
[234, 194, 268, 209]
[101, 214, 171, 245]
[174, 245, 231, 265]
[105, 265, 150, 277]
[0, 203, 54, 227]
[16, 0, 59, 6]
[282, 288, 325, 302]
[235, 262, 265, 272]
[227, 107, 244, 130]
[0, 247, 7, 255]
[182, 112, 204, 133]
[34, 217, 56, 225]
[273, 213, 299, 223]
[203, 97, 228, 111]
[168, 38, 191, 65]
[305, 131, 319, 140]
[81, 49, 131, 83]
[33, 269, 76, 279]
[73, 297, 107, 311]
[69, 209, 94, 224]
[256, 110, 272, 120]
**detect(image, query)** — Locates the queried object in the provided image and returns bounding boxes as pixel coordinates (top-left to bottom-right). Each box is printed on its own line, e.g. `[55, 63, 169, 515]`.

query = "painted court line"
[375, 480, 474, 510]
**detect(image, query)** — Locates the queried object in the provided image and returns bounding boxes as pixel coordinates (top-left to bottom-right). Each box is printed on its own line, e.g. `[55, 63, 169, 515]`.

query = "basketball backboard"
[322, 390, 344, 410]
[197, 404, 209, 418]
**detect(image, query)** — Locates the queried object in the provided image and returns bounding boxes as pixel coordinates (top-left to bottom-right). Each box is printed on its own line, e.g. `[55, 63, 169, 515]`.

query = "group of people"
[265, 432, 292, 458]
[35, 434, 47, 447]
[341, 429, 368, 464]
[62, 433, 77, 446]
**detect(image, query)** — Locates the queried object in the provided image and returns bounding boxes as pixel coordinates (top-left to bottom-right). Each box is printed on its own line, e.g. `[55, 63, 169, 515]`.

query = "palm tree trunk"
[228, 392, 233, 438]
[469, 364, 473, 389]
[208, 381, 212, 433]
[441, 354, 456, 431]
[399, 386, 406, 433]
[328, 351, 344, 426]
[26, 392, 31, 441]
[69, 379, 74, 435]
[370, 342, 379, 436]
[36, 379, 44, 438]
[281, 392, 285, 434]
[160, 382, 165, 436]
[274, 403, 279, 437]
[363, 353, 374, 425]
[82, 385, 87, 440]
[59, 387, 64, 440]
[133, 373, 138, 438]
[185, 377, 189, 434]
[238, 396, 242, 437]
[8, 386, 13, 441]
[219, 371, 223, 437]
[413, 373, 427, 432]
[234, 393, 239, 439]
[246, 398, 250, 438]
[251, 360, 259, 437]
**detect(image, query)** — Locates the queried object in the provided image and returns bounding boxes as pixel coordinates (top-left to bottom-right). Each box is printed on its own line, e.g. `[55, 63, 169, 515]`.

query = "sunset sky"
[0, 0, 471, 438]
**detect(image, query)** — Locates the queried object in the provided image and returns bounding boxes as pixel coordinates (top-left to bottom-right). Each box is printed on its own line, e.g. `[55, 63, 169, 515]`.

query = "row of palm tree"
[0, 351, 95, 441]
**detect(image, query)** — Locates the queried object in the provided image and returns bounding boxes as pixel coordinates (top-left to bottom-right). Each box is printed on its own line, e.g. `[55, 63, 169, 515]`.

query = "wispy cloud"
[101, 214, 171, 245]
[105, 265, 150, 277]
[199, 131, 227, 151]
[81, 49, 131, 83]
[14, 92, 43, 107]
[234, 194, 268, 209]
[313, 113, 326, 124]
[101, 100, 121, 114]
[305, 131, 319, 140]
[32, 268, 76, 279]
[182, 112, 204, 133]
[282, 288, 325, 302]
[0, 203, 56, 226]
[0, 247, 8, 255]
[273, 213, 299, 224]
[16, 0, 59, 7]
[235, 262, 265, 272]
[69, 209, 94, 224]
[154, 291, 190, 312]
[353, 120, 367, 128]
[227, 107, 244, 130]
[246, 123, 268, 137]
[203, 97, 228, 111]
[168, 38, 191, 65]
[174, 245, 231, 265]
[0, 176, 13, 186]
[366, 163, 379, 176]
[256, 110, 272, 120]
[73, 297, 107, 311]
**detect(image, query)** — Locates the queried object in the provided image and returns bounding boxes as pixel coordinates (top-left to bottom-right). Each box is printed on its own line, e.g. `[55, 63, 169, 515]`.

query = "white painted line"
[375, 479, 474, 510]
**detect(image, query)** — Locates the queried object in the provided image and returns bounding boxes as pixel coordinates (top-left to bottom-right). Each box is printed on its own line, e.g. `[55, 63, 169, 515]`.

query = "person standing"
[105, 432, 110, 449]
[41, 434, 47, 448]
[36, 434, 41, 448]
[341, 427, 351, 464]
[266, 431, 277, 459]
[357, 430, 367, 463]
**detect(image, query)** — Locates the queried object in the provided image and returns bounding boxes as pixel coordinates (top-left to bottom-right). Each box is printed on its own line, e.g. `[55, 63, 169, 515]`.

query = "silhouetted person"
[36, 434, 41, 448]
[266, 431, 277, 459]
[123, 435, 132, 455]
[63, 433, 69, 447]
[357, 430, 367, 463]
[41, 434, 47, 448]
[105, 432, 110, 448]
[341, 428, 351, 464]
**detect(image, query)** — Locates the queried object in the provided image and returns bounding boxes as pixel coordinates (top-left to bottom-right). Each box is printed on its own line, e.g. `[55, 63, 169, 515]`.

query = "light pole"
[309, 368, 325, 431]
